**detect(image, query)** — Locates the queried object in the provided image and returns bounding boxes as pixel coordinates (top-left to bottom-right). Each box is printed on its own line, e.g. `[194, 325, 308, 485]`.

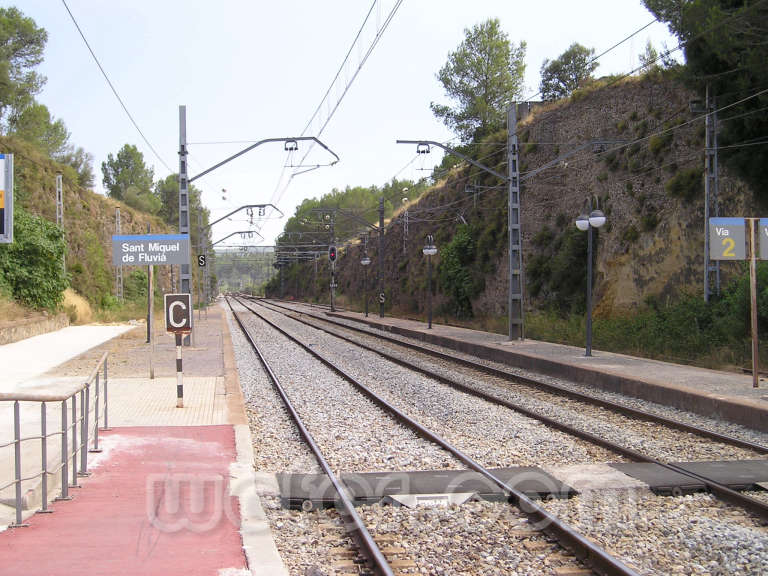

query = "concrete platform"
[320, 306, 768, 433]
[0, 303, 289, 576]
[0, 426, 249, 576]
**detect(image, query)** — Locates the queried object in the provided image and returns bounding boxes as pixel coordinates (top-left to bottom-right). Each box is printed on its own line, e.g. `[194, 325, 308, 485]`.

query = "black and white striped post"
[175, 333, 184, 407]
[165, 293, 192, 408]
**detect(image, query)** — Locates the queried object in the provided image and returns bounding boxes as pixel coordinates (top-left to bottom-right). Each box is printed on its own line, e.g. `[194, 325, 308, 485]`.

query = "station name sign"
[112, 234, 190, 266]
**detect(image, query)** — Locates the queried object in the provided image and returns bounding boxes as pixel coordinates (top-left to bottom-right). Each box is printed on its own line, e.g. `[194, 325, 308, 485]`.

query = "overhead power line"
[61, 0, 173, 173]
[524, 17, 660, 102]
[263, 0, 406, 221]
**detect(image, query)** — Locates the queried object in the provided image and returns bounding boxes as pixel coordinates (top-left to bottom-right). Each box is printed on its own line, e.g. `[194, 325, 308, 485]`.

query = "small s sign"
[165, 293, 192, 333]
[378, 292, 386, 304]
[198, 254, 206, 267]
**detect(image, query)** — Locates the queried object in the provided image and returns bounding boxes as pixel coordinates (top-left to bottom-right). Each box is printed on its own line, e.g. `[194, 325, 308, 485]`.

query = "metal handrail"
[0, 352, 109, 527]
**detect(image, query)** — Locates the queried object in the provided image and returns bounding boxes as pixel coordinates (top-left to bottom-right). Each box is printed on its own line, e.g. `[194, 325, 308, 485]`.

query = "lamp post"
[423, 234, 438, 329]
[361, 253, 371, 317]
[575, 198, 606, 357]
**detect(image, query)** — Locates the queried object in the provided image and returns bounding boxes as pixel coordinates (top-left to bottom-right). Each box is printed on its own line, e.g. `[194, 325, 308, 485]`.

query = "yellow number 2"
[722, 237, 736, 257]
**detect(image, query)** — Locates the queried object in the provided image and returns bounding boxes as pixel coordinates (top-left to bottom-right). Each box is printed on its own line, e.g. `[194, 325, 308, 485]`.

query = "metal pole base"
[88, 448, 103, 453]
[77, 471, 92, 477]
[55, 496, 73, 502]
[36, 509, 54, 515]
[9, 522, 30, 528]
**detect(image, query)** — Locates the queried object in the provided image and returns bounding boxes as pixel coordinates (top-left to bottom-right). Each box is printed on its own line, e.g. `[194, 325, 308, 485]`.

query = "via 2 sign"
[709, 218, 746, 260]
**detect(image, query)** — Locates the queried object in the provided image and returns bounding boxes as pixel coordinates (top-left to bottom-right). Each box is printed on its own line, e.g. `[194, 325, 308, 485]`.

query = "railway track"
[261, 297, 768, 454]
[248, 296, 768, 524]
[226, 295, 638, 576]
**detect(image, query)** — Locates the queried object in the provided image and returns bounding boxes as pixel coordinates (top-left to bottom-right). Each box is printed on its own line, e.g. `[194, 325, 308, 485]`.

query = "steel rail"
[224, 297, 394, 576]
[259, 297, 768, 455]
[234, 295, 639, 576]
[255, 298, 768, 523]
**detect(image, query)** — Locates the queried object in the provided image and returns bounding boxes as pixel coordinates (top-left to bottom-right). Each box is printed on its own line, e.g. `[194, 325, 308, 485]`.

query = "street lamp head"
[589, 209, 606, 228]
[284, 139, 298, 152]
[361, 256, 371, 266]
[575, 214, 590, 231]
[423, 234, 438, 256]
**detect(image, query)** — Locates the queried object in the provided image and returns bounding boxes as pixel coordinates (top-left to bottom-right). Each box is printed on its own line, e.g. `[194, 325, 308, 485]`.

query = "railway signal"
[328, 245, 337, 262]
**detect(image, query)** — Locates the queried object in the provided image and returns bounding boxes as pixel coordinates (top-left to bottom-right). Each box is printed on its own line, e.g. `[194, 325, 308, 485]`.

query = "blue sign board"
[112, 234, 190, 266]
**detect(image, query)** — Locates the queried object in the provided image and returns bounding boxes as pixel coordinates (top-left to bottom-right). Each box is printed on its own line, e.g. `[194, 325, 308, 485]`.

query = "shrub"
[634, 119, 649, 138]
[666, 167, 703, 201]
[641, 211, 659, 231]
[648, 132, 672, 156]
[532, 226, 554, 247]
[604, 151, 621, 172]
[0, 206, 68, 309]
[123, 269, 148, 300]
[622, 225, 640, 244]
[438, 225, 480, 318]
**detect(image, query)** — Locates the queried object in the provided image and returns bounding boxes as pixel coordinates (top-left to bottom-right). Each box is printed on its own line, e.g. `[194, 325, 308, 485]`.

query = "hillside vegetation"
[267, 2, 768, 370]
[268, 73, 766, 369]
[0, 135, 172, 312]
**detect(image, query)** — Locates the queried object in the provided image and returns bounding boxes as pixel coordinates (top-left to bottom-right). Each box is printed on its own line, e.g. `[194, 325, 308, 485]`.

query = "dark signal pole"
[378, 196, 384, 317]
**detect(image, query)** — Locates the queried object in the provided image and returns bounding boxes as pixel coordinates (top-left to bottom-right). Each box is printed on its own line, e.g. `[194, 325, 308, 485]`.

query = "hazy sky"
[19, 0, 677, 246]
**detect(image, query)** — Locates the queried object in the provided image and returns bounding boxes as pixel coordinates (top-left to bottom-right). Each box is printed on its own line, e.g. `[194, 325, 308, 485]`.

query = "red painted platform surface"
[0, 426, 247, 575]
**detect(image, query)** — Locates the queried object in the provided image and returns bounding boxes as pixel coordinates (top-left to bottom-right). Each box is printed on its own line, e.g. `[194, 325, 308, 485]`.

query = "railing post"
[79, 387, 89, 475]
[39, 402, 50, 513]
[13, 401, 22, 526]
[103, 359, 109, 430]
[57, 400, 69, 500]
[91, 373, 101, 452]
[70, 395, 78, 487]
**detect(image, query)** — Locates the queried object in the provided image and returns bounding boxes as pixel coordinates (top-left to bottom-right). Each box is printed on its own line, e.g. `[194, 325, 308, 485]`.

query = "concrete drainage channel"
[277, 460, 768, 512]
[278, 467, 577, 510]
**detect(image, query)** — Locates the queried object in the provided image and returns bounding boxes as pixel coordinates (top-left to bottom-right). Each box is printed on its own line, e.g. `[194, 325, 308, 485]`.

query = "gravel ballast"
[250, 301, 623, 469]
[231, 300, 768, 576]
[264, 300, 768, 464]
[230, 300, 462, 473]
[543, 490, 768, 575]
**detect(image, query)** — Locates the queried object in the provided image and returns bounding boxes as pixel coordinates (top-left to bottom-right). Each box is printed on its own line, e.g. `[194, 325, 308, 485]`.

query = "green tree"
[10, 102, 70, 156]
[638, 40, 660, 73]
[0, 7, 47, 128]
[430, 19, 526, 143]
[124, 184, 161, 214]
[438, 225, 476, 318]
[57, 145, 95, 188]
[644, 0, 768, 199]
[101, 144, 154, 201]
[153, 173, 210, 259]
[0, 206, 67, 309]
[154, 173, 206, 226]
[539, 42, 598, 101]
